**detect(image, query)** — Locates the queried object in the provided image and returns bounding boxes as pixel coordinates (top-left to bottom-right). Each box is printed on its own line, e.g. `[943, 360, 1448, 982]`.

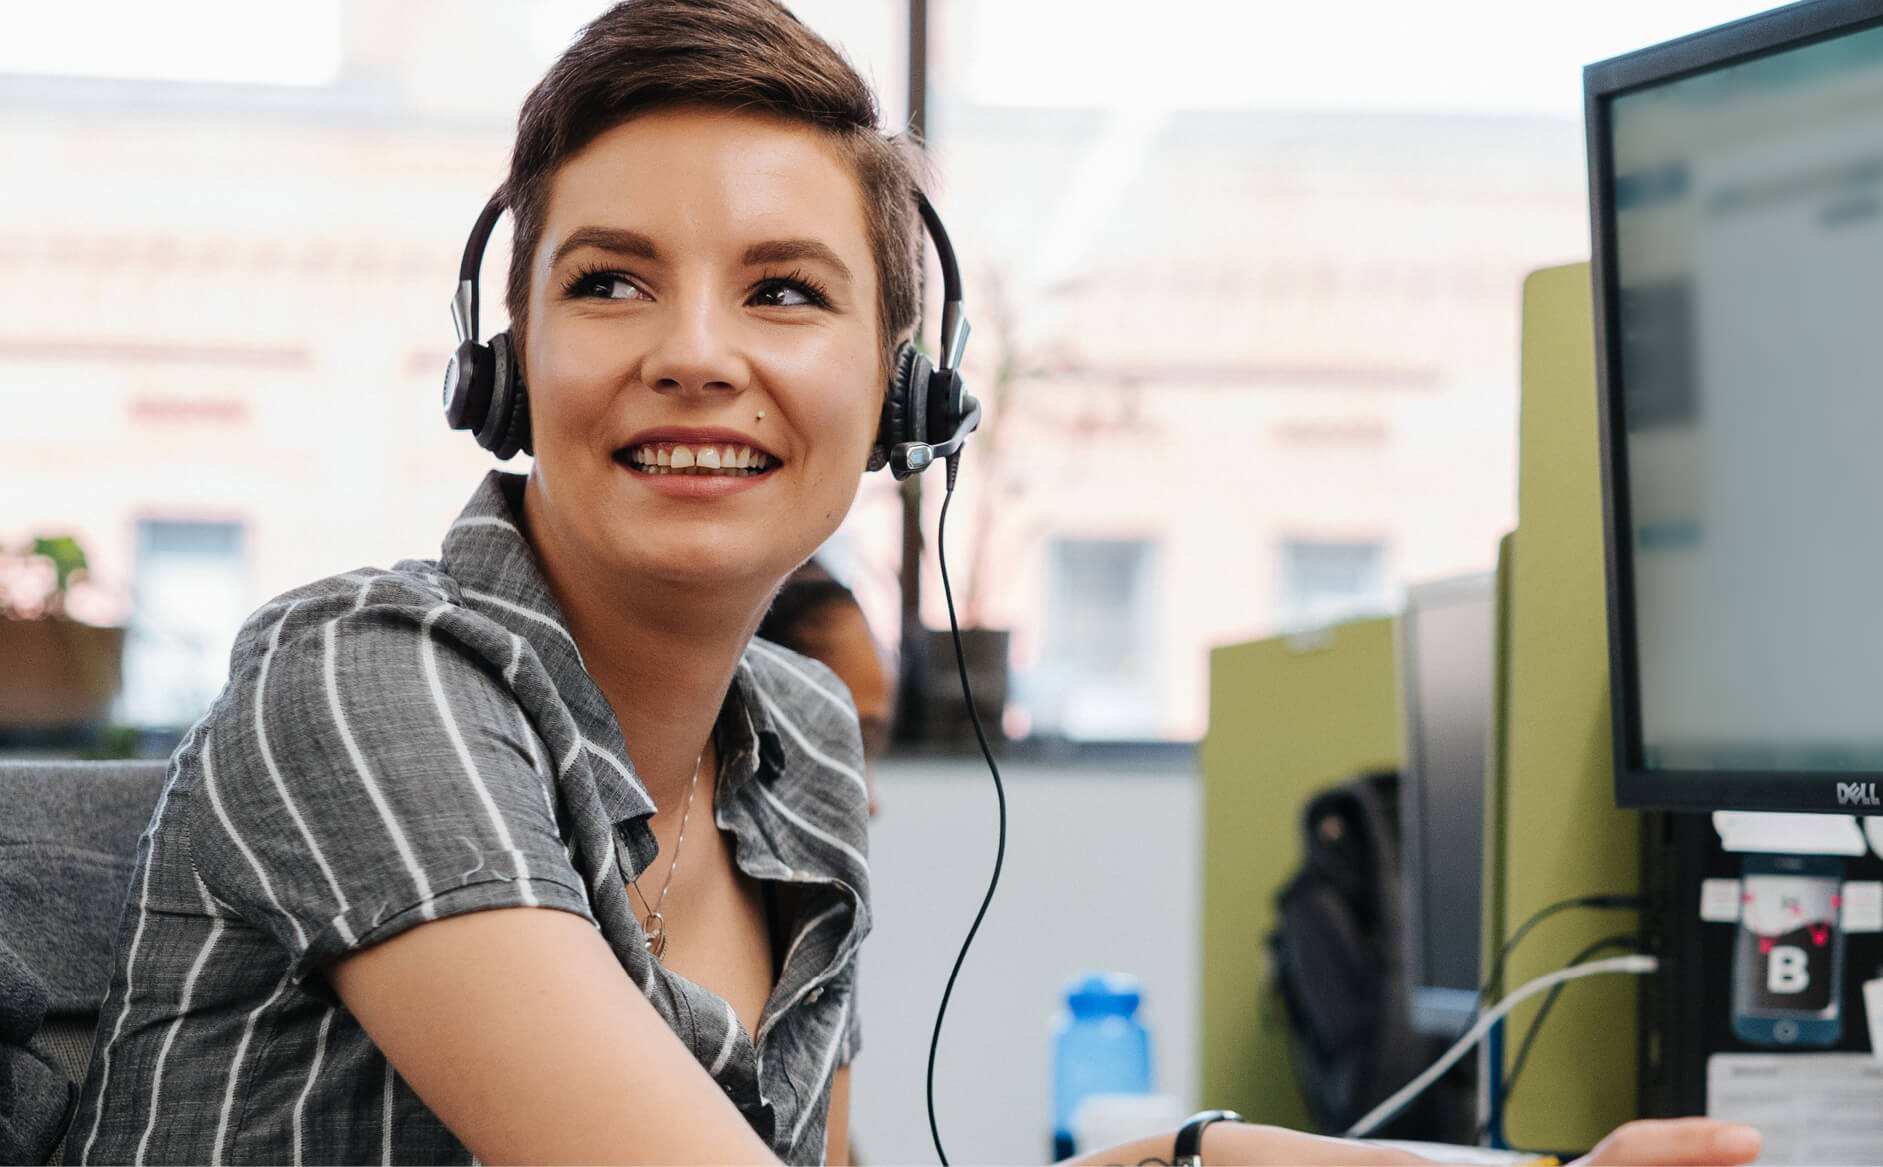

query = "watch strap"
[1172, 1109, 1242, 1167]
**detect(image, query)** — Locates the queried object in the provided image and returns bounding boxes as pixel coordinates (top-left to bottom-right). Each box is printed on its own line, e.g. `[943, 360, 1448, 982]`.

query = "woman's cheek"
[534, 332, 625, 433]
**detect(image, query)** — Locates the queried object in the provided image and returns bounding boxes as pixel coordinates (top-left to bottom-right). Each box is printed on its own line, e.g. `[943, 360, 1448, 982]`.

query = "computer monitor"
[1397, 574, 1495, 1038]
[1589, 0, 1883, 815]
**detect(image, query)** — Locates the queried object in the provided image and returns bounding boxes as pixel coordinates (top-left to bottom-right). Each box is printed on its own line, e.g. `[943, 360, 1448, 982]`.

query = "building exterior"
[1, 1, 1590, 741]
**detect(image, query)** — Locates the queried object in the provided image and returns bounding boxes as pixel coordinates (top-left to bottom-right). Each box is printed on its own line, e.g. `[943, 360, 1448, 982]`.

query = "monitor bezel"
[1588, 0, 1883, 814]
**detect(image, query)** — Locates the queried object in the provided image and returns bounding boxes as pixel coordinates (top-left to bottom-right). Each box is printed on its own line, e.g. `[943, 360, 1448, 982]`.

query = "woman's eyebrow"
[742, 239, 853, 282]
[550, 226, 660, 268]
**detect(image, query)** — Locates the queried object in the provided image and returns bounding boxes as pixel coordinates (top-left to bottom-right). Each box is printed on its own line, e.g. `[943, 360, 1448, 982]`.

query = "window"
[120, 520, 248, 728]
[1029, 537, 1158, 739]
[1277, 538, 1392, 631]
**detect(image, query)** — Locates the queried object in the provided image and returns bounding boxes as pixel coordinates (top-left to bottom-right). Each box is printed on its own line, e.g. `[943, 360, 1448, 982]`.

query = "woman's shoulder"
[211, 560, 527, 714]
[229, 561, 470, 653]
[249, 559, 456, 620]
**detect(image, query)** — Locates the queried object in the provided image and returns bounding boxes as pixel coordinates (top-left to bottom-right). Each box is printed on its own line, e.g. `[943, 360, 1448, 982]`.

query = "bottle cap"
[1065, 971, 1143, 1019]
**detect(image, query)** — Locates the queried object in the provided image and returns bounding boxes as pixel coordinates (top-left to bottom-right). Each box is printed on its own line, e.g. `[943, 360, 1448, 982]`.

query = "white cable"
[1343, 954, 1660, 1140]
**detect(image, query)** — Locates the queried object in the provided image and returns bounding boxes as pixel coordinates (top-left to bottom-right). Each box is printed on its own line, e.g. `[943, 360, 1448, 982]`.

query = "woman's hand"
[1571, 1118, 1761, 1166]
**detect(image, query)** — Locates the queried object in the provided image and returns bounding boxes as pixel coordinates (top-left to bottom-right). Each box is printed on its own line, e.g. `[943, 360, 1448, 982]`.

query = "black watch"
[1172, 1109, 1242, 1167]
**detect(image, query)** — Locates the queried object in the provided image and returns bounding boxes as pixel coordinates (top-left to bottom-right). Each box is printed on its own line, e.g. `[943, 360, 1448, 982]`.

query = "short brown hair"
[502, 0, 924, 369]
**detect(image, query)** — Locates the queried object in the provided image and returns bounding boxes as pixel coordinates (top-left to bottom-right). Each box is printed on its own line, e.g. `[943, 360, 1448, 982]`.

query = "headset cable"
[925, 453, 1008, 1167]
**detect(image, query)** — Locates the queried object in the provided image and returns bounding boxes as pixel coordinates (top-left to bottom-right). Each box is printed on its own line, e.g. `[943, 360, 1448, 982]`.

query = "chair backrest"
[0, 758, 168, 1160]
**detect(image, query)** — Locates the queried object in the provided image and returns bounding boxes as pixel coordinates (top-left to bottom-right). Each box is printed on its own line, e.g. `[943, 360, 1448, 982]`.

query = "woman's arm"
[328, 906, 781, 1166]
[1064, 1116, 1762, 1166]
[1063, 1124, 1424, 1166]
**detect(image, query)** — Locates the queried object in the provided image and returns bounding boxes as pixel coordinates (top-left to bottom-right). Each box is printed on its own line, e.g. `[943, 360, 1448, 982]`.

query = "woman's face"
[521, 107, 884, 596]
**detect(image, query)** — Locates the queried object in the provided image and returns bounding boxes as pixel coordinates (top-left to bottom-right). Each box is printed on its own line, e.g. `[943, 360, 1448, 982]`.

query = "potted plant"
[0, 535, 126, 730]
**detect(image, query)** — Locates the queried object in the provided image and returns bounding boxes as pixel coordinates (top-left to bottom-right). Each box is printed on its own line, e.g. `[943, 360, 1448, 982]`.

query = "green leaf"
[32, 535, 88, 594]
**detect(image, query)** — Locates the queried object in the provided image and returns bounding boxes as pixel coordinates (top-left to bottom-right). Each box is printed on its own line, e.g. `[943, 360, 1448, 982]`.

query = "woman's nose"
[640, 294, 748, 397]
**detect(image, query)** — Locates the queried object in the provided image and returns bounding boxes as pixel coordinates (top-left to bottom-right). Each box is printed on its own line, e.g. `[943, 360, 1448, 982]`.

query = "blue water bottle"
[1051, 971, 1153, 1159]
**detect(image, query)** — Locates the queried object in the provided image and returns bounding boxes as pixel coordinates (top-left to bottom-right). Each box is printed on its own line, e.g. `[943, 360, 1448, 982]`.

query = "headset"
[442, 191, 980, 479]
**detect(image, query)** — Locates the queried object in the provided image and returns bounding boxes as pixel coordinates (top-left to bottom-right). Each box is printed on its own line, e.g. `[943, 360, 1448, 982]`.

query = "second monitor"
[1398, 573, 1496, 1039]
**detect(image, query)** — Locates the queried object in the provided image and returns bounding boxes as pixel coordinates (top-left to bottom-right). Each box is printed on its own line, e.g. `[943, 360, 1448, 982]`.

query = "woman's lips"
[612, 448, 776, 497]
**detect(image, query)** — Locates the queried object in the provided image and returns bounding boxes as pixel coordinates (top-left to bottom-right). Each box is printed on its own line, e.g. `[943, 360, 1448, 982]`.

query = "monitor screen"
[1398, 574, 1494, 1037]
[1590, 0, 1883, 814]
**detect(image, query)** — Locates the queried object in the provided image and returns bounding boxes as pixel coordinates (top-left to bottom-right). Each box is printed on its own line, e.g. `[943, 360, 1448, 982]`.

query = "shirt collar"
[718, 660, 788, 798]
[437, 471, 655, 827]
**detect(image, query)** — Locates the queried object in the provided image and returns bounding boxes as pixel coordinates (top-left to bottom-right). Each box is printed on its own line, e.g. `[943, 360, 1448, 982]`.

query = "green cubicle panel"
[1482, 532, 1516, 1025]
[1496, 262, 1644, 1151]
[1199, 617, 1401, 1127]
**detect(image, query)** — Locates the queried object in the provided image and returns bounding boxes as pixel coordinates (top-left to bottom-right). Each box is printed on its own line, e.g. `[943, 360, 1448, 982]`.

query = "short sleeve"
[189, 597, 593, 982]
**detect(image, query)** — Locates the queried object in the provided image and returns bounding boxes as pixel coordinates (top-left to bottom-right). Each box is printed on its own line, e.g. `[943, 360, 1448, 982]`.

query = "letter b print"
[1767, 945, 1810, 994]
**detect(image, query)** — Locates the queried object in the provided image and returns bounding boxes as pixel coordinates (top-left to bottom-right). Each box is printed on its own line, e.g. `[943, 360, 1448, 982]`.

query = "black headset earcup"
[476, 331, 530, 460]
[872, 343, 925, 471]
[905, 347, 933, 447]
[443, 339, 493, 433]
[510, 377, 533, 457]
[927, 367, 962, 449]
[492, 331, 531, 459]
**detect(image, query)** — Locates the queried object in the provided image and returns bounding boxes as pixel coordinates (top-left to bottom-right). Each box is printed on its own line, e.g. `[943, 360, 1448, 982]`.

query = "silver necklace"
[629, 747, 704, 959]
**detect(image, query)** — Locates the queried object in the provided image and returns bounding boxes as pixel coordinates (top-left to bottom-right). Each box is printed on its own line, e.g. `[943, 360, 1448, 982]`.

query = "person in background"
[758, 563, 890, 816]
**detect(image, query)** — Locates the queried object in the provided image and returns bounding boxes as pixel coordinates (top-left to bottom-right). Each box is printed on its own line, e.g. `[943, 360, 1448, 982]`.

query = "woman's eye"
[750, 279, 826, 309]
[574, 273, 647, 300]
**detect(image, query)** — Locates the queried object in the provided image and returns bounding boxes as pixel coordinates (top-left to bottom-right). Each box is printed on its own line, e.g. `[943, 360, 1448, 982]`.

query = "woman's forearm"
[1062, 1123, 1429, 1166]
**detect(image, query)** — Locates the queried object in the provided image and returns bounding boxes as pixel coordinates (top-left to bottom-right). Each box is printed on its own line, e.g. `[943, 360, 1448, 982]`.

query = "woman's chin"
[607, 535, 800, 594]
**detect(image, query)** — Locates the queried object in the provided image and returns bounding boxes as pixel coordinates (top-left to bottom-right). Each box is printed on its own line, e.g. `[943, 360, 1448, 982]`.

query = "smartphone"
[1731, 853, 1844, 1047]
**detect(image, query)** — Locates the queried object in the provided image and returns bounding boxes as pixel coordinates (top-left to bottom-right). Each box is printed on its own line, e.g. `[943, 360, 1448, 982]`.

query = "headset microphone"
[887, 394, 981, 477]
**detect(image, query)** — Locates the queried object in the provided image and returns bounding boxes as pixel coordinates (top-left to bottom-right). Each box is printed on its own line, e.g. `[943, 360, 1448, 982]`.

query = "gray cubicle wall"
[850, 754, 1201, 1166]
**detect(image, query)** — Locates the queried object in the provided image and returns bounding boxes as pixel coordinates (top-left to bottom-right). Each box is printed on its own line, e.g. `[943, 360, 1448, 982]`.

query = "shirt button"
[807, 987, 824, 1004]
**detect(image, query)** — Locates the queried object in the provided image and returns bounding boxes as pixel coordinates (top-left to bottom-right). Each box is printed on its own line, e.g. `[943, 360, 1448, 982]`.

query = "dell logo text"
[1835, 781, 1880, 807]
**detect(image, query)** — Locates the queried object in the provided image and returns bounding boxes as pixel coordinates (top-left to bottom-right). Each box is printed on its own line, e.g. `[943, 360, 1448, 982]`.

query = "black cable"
[1475, 895, 1640, 1149]
[925, 453, 1008, 1167]
[1478, 894, 1641, 1006]
[1485, 932, 1643, 1142]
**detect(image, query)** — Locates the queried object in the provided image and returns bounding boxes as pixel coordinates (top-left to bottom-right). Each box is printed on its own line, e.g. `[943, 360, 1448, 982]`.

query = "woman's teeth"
[624, 442, 774, 476]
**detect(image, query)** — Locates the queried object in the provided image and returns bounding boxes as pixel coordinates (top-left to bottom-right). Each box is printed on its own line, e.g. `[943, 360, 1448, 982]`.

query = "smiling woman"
[64, 2, 917, 1164]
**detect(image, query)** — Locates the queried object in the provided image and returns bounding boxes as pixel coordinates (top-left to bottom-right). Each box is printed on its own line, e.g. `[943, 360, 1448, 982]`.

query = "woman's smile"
[613, 426, 784, 499]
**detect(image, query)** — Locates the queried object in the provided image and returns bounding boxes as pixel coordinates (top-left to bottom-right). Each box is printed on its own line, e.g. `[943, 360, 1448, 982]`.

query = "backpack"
[1267, 770, 1446, 1138]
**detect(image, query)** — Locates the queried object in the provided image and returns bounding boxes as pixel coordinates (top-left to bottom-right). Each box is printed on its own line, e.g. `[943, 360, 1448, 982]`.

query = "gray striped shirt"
[68, 472, 871, 1165]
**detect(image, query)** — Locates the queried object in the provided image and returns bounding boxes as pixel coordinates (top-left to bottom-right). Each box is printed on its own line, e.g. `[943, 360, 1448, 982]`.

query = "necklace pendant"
[643, 911, 668, 959]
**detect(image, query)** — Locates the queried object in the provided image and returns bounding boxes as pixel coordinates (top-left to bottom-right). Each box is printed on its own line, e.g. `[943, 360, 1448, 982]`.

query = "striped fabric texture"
[68, 472, 872, 1166]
